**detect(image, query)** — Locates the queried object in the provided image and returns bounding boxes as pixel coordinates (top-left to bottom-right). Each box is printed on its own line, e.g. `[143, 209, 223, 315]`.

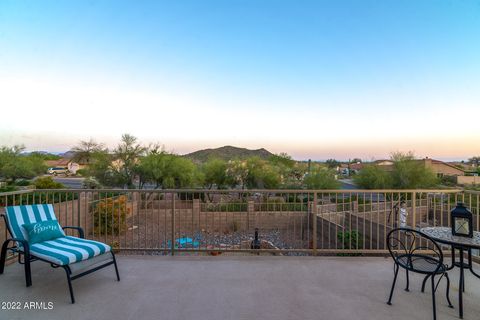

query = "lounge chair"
[0, 204, 120, 303]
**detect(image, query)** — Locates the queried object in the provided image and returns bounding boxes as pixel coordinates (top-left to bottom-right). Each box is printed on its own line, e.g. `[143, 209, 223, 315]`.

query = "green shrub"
[337, 230, 363, 256]
[14, 179, 32, 186]
[303, 168, 340, 189]
[82, 177, 102, 189]
[0, 191, 77, 206]
[34, 176, 65, 189]
[354, 165, 392, 189]
[92, 195, 129, 235]
[0, 185, 18, 193]
[75, 169, 87, 177]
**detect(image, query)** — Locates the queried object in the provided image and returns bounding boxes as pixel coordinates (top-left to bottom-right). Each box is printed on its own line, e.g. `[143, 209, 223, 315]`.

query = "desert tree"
[71, 139, 105, 164]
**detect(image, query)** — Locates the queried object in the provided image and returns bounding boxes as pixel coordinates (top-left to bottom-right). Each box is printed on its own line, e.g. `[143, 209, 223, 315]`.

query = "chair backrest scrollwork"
[387, 228, 443, 272]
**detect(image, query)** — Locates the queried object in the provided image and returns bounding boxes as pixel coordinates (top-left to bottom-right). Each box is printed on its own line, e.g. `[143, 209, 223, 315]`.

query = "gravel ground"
[120, 229, 310, 256]
[198, 229, 287, 248]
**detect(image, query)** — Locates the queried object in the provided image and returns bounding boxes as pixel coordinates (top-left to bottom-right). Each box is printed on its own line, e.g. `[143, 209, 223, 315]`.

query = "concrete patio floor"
[1, 255, 479, 320]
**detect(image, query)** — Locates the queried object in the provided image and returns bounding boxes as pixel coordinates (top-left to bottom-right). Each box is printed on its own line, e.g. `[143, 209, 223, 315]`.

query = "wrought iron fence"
[2, 188, 478, 258]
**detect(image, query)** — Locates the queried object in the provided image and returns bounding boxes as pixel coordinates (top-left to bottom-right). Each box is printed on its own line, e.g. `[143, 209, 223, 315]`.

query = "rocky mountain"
[184, 146, 273, 163]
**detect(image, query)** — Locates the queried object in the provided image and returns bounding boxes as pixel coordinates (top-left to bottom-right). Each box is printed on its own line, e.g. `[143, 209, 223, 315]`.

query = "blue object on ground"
[176, 237, 200, 248]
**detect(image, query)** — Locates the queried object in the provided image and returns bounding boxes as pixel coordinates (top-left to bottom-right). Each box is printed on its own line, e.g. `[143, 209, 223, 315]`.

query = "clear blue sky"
[1, 0, 479, 160]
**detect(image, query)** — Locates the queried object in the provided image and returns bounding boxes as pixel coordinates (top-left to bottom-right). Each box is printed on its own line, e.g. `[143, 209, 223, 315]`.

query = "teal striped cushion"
[5, 204, 58, 242]
[30, 236, 111, 266]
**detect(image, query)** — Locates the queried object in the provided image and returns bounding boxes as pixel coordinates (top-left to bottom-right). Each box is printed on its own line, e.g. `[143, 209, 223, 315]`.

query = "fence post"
[312, 192, 317, 256]
[247, 201, 254, 231]
[171, 192, 175, 256]
[412, 191, 416, 228]
[77, 191, 81, 227]
[192, 198, 200, 231]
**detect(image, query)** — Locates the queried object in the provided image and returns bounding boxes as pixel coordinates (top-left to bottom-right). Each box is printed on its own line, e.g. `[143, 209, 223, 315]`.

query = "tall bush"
[93, 195, 129, 235]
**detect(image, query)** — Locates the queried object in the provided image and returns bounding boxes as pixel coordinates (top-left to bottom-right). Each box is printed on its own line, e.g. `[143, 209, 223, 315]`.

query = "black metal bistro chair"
[386, 228, 453, 320]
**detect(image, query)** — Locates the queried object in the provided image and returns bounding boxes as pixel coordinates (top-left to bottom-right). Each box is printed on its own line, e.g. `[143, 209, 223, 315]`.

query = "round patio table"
[421, 227, 480, 319]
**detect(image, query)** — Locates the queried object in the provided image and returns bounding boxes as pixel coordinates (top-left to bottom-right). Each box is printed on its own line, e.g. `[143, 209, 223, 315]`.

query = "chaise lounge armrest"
[62, 226, 85, 239]
[1, 237, 30, 255]
[0, 237, 32, 286]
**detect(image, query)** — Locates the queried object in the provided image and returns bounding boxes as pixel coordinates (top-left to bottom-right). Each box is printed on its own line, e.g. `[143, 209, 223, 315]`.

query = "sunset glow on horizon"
[1, 1, 479, 161]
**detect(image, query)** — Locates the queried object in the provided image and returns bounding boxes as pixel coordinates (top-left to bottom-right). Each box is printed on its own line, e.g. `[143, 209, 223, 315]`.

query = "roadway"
[52, 177, 85, 189]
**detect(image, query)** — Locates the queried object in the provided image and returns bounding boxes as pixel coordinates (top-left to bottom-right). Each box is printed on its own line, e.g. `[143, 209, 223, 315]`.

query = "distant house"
[349, 162, 364, 172]
[44, 158, 86, 175]
[67, 162, 84, 174]
[339, 162, 363, 175]
[373, 158, 464, 177]
[373, 160, 395, 171]
[423, 158, 464, 177]
[45, 158, 70, 168]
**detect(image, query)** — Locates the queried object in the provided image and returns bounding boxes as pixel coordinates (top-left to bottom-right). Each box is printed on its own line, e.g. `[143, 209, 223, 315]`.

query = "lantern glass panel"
[454, 218, 470, 236]
[450, 202, 473, 238]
